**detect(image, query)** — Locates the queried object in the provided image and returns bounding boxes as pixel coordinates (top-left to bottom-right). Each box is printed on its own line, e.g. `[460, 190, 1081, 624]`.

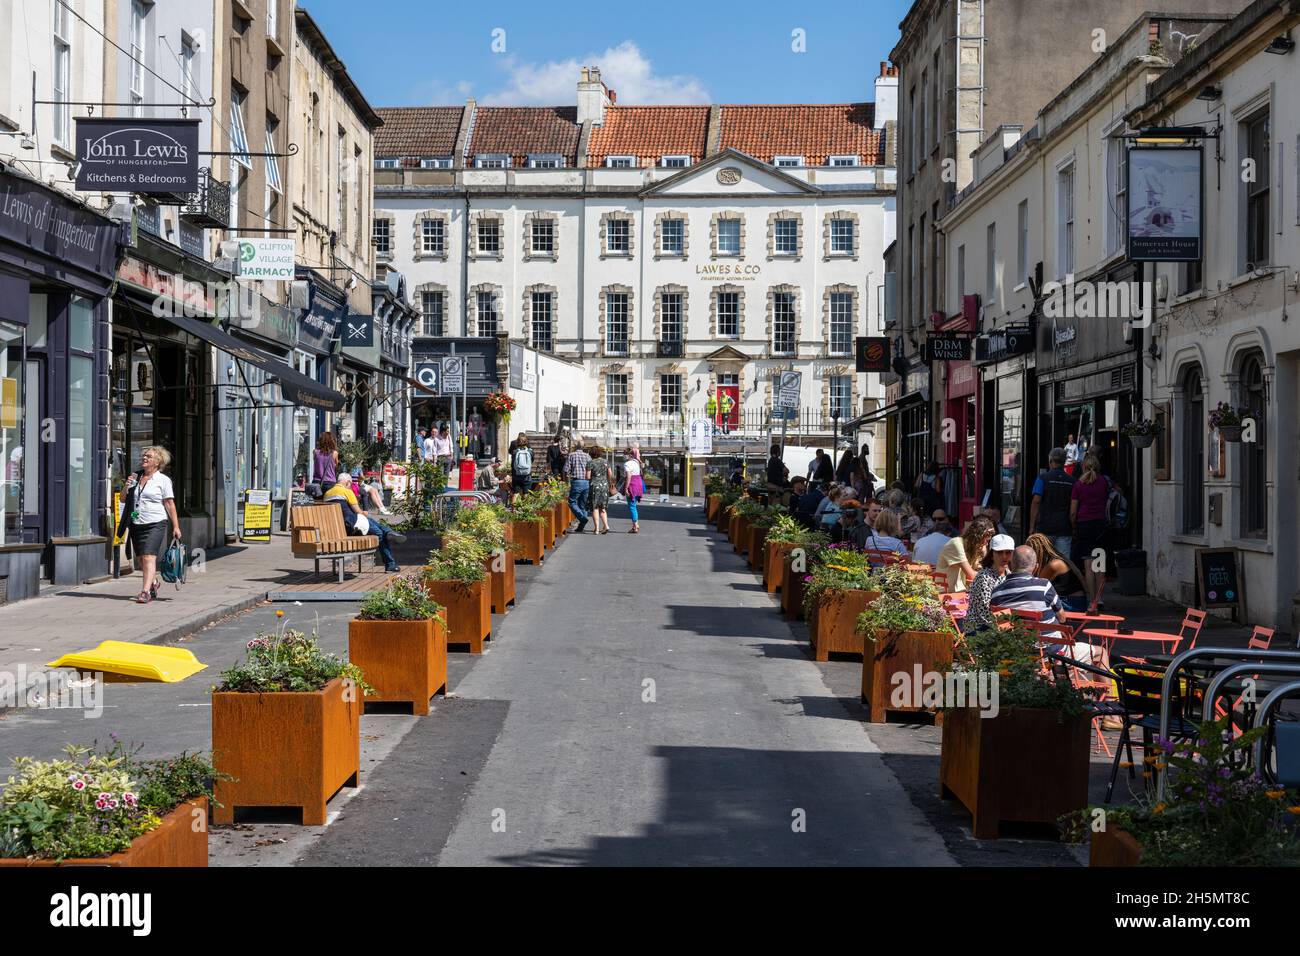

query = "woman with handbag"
[311, 433, 339, 498]
[622, 447, 645, 534]
[121, 446, 182, 605]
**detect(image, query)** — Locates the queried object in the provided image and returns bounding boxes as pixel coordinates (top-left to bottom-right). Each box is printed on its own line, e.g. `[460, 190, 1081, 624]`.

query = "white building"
[374, 66, 898, 460]
[1127, 0, 1300, 633]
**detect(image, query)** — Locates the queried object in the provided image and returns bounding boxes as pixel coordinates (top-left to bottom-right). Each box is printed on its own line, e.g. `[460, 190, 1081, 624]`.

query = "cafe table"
[1081, 626, 1182, 659]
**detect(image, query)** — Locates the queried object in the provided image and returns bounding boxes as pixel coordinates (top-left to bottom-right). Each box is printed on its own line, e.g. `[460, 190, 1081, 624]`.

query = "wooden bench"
[290, 503, 380, 582]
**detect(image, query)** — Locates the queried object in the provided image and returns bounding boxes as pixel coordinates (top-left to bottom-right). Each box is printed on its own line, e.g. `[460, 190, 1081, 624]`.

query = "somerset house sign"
[75, 118, 200, 194]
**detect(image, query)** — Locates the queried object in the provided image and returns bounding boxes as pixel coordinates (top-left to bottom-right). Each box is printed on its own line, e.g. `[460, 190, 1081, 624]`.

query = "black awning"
[845, 390, 926, 429]
[164, 313, 346, 412]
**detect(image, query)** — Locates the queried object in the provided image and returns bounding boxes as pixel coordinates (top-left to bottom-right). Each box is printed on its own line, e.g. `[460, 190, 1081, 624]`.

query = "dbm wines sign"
[75, 118, 200, 194]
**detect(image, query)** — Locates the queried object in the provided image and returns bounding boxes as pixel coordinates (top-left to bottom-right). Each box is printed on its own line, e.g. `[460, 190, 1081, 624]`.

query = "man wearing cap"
[965, 533, 1016, 631]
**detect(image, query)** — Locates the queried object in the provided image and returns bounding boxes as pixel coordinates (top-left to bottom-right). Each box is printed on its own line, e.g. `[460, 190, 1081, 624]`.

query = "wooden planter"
[715, 504, 731, 533]
[782, 551, 807, 621]
[486, 526, 517, 613]
[747, 525, 767, 570]
[706, 495, 721, 524]
[347, 615, 448, 716]
[939, 705, 1091, 839]
[765, 540, 795, 593]
[732, 515, 752, 554]
[212, 677, 361, 826]
[860, 628, 954, 722]
[514, 518, 546, 564]
[810, 589, 879, 662]
[1089, 825, 1144, 866]
[561, 499, 573, 530]
[426, 577, 491, 653]
[0, 797, 208, 867]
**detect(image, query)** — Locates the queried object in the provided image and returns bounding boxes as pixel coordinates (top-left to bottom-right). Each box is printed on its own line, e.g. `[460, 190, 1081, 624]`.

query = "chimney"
[577, 66, 612, 127]
[873, 62, 898, 130]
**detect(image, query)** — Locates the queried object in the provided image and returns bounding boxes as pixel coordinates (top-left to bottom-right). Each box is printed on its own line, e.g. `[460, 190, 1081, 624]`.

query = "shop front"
[941, 359, 980, 525]
[1036, 291, 1142, 551]
[410, 338, 502, 461]
[0, 165, 123, 600]
[975, 323, 1036, 541]
[294, 270, 346, 485]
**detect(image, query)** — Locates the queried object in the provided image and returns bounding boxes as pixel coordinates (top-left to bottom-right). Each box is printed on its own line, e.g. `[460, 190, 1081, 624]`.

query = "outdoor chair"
[1044, 653, 1123, 756]
[1115, 608, 1207, 664]
[1105, 662, 1198, 804]
[1248, 626, 1276, 651]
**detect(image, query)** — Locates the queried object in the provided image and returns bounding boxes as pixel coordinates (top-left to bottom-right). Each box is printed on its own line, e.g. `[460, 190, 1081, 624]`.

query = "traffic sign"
[441, 355, 466, 392]
[775, 370, 802, 410]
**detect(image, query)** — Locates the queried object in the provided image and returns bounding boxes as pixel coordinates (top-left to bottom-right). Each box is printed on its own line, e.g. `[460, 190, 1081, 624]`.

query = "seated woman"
[1025, 532, 1109, 670]
[818, 487, 845, 530]
[323, 479, 406, 573]
[861, 509, 910, 564]
[964, 534, 1015, 632]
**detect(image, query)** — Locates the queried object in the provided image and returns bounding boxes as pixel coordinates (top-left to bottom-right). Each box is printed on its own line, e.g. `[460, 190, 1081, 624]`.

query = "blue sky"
[301, 0, 915, 108]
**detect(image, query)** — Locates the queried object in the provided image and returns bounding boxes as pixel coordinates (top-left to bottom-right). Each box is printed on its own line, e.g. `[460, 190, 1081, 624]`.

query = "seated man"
[912, 517, 954, 566]
[323, 479, 406, 573]
[988, 545, 1064, 644]
[777, 475, 808, 512]
[794, 478, 826, 522]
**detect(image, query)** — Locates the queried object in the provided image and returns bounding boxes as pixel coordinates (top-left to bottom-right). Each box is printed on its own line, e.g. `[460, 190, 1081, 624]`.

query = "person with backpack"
[1028, 447, 1076, 559]
[119, 446, 182, 605]
[510, 433, 533, 497]
[913, 460, 944, 515]
[1069, 454, 1112, 613]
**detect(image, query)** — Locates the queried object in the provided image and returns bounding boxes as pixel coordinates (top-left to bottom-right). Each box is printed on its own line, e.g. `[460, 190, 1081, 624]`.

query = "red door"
[716, 384, 740, 430]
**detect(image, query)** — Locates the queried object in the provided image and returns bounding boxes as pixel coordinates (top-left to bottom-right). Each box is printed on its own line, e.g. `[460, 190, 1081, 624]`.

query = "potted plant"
[716, 488, 741, 533]
[728, 495, 766, 555]
[762, 518, 823, 595]
[1209, 402, 1251, 442]
[746, 505, 786, 572]
[510, 492, 549, 564]
[1120, 418, 1162, 449]
[800, 547, 882, 661]
[349, 575, 447, 716]
[857, 569, 957, 722]
[1068, 715, 1300, 866]
[939, 619, 1091, 839]
[390, 457, 448, 538]
[704, 473, 728, 524]
[457, 501, 516, 614]
[0, 743, 219, 867]
[422, 530, 492, 653]
[211, 623, 369, 826]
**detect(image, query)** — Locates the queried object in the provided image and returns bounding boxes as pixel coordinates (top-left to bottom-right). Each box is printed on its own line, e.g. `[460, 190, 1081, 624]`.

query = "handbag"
[159, 539, 187, 587]
[353, 513, 371, 536]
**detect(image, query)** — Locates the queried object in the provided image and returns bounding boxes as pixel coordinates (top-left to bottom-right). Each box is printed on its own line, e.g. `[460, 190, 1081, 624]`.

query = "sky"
[301, 0, 916, 109]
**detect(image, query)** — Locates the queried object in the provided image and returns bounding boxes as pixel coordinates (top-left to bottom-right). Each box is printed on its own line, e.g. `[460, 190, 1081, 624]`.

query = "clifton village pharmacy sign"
[236, 237, 296, 280]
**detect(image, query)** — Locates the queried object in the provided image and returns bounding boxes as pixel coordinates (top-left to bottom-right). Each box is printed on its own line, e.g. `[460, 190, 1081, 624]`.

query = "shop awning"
[845, 390, 926, 429]
[162, 313, 346, 411]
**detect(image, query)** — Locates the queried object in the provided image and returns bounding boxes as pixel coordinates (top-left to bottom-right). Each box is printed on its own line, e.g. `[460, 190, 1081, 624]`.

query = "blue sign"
[341, 313, 373, 348]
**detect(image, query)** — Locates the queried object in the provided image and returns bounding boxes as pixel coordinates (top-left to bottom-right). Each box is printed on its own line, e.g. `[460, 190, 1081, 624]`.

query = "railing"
[570, 406, 842, 439]
[181, 169, 231, 228]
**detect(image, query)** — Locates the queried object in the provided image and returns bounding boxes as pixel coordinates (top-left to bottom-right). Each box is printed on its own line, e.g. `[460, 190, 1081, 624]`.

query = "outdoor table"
[1082, 627, 1179, 659]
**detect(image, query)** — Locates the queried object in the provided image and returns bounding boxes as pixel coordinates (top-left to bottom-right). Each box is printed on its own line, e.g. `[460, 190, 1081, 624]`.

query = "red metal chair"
[863, 548, 904, 568]
[1248, 626, 1275, 651]
[1115, 608, 1207, 663]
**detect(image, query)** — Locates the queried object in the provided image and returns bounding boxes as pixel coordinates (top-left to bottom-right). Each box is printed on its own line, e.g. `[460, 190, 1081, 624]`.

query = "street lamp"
[831, 407, 841, 453]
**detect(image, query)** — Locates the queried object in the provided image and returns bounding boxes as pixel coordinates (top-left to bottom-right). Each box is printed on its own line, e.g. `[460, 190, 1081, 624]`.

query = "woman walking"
[312, 432, 339, 496]
[123, 446, 182, 604]
[1069, 454, 1111, 612]
[623, 447, 645, 533]
[587, 445, 614, 534]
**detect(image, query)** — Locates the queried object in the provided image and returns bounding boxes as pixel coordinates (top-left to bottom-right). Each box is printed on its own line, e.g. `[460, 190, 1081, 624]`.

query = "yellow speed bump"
[47, 641, 207, 683]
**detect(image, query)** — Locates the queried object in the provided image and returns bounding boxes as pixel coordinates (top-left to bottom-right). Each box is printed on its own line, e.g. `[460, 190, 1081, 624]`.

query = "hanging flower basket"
[1120, 418, 1161, 448]
[1208, 402, 1249, 441]
[483, 391, 517, 424]
[1218, 424, 1244, 443]
[1129, 432, 1156, 448]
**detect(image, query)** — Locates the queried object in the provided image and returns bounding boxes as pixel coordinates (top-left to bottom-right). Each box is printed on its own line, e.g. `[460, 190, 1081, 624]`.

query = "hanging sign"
[925, 332, 972, 362]
[1127, 146, 1203, 263]
[235, 238, 296, 280]
[241, 489, 273, 543]
[75, 118, 200, 193]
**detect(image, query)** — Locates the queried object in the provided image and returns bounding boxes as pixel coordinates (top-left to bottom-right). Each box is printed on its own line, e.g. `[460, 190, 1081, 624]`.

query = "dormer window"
[376, 158, 399, 169]
[475, 154, 510, 169]
[605, 155, 636, 168]
[773, 155, 803, 168]
[827, 155, 859, 167]
[528, 154, 564, 169]
[421, 157, 452, 169]
[660, 155, 690, 168]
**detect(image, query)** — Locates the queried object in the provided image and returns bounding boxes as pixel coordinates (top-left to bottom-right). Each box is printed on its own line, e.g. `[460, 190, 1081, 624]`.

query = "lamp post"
[831, 407, 841, 458]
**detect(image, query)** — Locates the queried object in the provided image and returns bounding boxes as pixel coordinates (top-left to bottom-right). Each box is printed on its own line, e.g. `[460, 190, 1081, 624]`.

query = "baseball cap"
[989, 533, 1015, 552]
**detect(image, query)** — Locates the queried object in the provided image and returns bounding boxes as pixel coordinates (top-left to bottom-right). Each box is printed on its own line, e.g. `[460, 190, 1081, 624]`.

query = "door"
[22, 355, 45, 544]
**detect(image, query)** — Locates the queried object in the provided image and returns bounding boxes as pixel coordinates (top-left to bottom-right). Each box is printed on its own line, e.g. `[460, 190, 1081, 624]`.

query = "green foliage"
[217, 623, 370, 695]
[0, 742, 221, 861]
[1066, 715, 1300, 866]
[455, 502, 509, 551]
[392, 458, 449, 531]
[955, 619, 1088, 715]
[857, 591, 954, 642]
[423, 529, 489, 585]
[509, 488, 552, 525]
[763, 513, 806, 543]
[728, 495, 767, 518]
[357, 574, 443, 622]
[704, 473, 729, 497]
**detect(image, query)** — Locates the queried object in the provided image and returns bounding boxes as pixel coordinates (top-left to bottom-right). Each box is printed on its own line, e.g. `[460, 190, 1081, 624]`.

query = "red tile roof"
[587, 106, 711, 168]
[468, 107, 580, 168]
[374, 107, 463, 158]
[719, 104, 882, 167]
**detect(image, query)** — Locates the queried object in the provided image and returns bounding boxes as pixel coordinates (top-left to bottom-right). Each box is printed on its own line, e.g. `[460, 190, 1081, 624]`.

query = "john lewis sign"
[75, 118, 199, 194]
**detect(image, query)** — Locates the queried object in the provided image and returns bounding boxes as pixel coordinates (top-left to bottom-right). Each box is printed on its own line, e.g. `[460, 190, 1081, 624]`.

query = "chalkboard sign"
[1195, 548, 1244, 620]
[925, 332, 972, 363]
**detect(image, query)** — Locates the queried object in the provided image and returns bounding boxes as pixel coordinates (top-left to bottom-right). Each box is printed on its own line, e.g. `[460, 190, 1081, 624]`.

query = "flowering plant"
[0, 743, 221, 861]
[1065, 716, 1300, 865]
[423, 529, 490, 585]
[1120, 418, 1162, 437]
[484, 391, 517, 423]
[357, 574, 443, 622]
[953, 618, 1088, 714]
[1208, 402, 1249, 430]
[217, 621, 369, 695]
[857, 591, 954, 642]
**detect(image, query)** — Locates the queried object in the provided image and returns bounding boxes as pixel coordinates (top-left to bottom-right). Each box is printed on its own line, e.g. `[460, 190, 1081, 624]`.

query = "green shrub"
[357, 575, 443, 622]
[217, 623, 369, 695]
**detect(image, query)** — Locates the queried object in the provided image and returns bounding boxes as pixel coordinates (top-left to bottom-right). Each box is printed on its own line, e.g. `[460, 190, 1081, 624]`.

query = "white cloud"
[481, 41, 709, 106]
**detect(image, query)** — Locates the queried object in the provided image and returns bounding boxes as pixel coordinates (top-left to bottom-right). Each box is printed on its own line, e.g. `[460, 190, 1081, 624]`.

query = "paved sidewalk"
[0, 536, 306, 675]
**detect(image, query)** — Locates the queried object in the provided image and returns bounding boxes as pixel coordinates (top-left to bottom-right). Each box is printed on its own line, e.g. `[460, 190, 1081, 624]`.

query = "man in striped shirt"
[564, 440, 593, 533]
[989, 546, 1064, 642]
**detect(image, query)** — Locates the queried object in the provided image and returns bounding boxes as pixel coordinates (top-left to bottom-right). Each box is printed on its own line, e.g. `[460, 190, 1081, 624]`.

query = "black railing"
[181, 169, 231, 228]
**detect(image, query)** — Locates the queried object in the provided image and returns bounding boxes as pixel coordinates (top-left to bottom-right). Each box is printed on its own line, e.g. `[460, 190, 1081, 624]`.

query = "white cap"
[989, 533, 1015, 552]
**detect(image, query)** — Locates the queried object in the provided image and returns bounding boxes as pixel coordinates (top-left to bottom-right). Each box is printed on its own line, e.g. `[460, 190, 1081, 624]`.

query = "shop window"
[1240, 354, 1267, 536]
[0, 322, 25, 545]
